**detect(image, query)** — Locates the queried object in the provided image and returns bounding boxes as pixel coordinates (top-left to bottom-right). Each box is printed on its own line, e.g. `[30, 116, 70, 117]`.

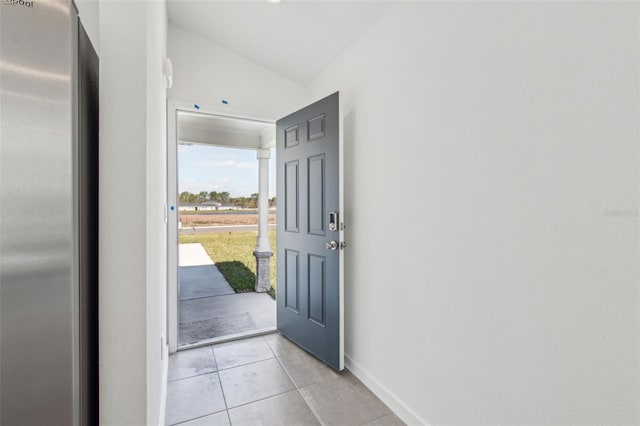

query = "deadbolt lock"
[329, 211, 338, 232]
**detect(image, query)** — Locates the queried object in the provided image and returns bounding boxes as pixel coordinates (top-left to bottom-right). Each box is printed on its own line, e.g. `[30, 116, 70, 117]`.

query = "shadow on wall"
[343, 108, 356, 347]
[344, 108, 356, 230]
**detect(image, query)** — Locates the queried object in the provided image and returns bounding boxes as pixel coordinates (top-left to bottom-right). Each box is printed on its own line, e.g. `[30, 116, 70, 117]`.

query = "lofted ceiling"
[166, 0, 393, 85]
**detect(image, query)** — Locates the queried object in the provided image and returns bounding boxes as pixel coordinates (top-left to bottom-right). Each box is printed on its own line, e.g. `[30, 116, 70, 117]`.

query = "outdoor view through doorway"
[177, 144, 277, 347]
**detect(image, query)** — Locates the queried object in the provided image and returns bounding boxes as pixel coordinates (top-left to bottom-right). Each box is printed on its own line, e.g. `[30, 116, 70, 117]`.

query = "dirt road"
[179, 213, 276, 227]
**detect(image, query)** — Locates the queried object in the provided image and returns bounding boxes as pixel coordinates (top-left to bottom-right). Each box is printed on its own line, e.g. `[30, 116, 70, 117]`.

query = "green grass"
[179, 230, 276, 296]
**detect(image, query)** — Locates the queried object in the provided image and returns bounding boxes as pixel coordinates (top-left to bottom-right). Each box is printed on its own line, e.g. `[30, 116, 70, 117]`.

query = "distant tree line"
[179, 191, 276, 209]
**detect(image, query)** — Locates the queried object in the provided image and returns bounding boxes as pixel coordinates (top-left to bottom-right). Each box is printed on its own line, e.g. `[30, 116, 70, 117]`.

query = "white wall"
[167, 23, 306, 121]
[75, 0, 100, 55]
[146, 1, 169, 425]
[99, 1, 168, 424]
[309, 2, 639, 425]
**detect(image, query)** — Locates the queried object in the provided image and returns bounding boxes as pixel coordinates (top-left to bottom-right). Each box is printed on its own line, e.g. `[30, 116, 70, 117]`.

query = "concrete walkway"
[178, 243, 276, 347]
[179, 243, 215, 266]
[179, 243, 234, 300]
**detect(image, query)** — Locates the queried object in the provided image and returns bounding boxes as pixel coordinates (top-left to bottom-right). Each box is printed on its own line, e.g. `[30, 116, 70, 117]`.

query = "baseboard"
[158, 345, 169, 426]
[344, 354, 429, 426]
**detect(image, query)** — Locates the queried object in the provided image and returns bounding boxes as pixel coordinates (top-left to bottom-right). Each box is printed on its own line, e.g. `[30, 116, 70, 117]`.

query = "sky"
[178, 144, 276, 198]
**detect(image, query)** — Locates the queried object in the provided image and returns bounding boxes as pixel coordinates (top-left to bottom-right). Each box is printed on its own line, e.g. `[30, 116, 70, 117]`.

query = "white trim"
[172, 98, 275, 151]
[166, 98, 277, 354]
[255, 149, 272, 253]
[157, 344, 169, 426]
[338, 92, 345, 371]
[345, 354, 428, 426]
[168, 98, 275, 127]
[167, 102, 178, 354]
[178, 140, 263, 152]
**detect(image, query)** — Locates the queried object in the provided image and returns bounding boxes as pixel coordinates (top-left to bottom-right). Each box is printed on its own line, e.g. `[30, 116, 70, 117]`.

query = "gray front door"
[276, 92, 343, 371]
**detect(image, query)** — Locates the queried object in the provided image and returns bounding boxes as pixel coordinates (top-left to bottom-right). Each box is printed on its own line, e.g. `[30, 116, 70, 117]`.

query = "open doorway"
[177, 144, 276, 347]
[168, 105, 277, 351]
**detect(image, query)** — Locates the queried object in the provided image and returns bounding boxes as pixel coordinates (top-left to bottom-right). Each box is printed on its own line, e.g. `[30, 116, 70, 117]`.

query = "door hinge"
[340, 241, 347, 250]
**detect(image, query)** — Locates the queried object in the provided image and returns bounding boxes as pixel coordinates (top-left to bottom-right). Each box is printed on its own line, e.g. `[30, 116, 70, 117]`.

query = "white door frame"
[166, 99, 276, 354]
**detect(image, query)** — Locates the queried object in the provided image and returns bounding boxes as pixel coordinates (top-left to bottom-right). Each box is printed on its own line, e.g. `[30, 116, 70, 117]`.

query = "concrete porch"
[178, 244, 275, 347]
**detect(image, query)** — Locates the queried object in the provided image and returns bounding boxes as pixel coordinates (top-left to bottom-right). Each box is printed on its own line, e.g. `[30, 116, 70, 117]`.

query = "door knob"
[326, 241, 338, 251]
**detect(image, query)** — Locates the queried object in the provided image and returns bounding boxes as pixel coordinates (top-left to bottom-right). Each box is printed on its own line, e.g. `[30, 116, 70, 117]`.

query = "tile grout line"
[168, 368, 217, 383]
[220, 336, 299, 412]
[166, 345, 219, 383]
[216, 337, 300, 412]
[296, 387, 326, 426]
[210, 345, 233, 426]
[217, 354, 276, 372]
[170, 409, 227, 426]
[170, 337, 398, 426]
[263, 334, 278, 358]
[210, 337, 296, 422]
[224, 387, 299, 411]
[274, 349, 326, 426]
[357, 412, 393, 426]
[171, 337, 330, 425]
[211, 337, 277, 372]
[273, 349, 299, 389]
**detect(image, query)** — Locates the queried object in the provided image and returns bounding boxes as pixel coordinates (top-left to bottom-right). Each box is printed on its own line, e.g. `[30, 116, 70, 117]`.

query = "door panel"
[285, 161, 300, 232]
[285, 249, 300, 313]
[308, 254, 326, 327]
[308, 154, 325, 236]
[277, 92, 342, 371]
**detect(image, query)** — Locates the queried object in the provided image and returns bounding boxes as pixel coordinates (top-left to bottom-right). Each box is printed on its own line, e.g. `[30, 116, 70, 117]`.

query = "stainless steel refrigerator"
[0, 0, 99, 424]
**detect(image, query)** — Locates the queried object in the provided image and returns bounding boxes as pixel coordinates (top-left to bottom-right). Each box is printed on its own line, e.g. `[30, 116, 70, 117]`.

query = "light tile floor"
[166, 333, 406, 426]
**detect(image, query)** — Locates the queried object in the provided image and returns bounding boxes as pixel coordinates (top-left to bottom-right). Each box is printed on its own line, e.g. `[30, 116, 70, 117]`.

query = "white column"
[255, 148, 271, 252]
